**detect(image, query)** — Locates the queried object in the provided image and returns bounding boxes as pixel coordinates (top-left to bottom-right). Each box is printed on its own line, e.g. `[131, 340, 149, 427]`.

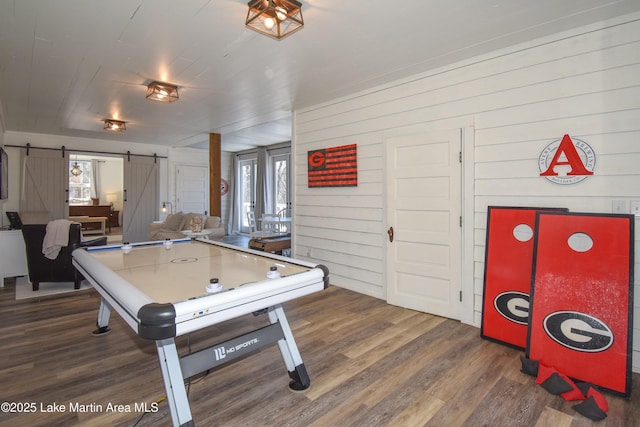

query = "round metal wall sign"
[220, 178, 229, 196]
[539, 134, 595, 185]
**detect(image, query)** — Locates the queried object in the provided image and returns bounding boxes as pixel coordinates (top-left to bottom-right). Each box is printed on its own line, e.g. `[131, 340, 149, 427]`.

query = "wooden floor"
[0, 280, 638, 427]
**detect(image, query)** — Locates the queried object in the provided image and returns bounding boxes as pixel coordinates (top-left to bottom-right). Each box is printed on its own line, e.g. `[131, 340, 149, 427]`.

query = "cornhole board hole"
[481, 206, 567, 349]
[527, 212, 634, 397]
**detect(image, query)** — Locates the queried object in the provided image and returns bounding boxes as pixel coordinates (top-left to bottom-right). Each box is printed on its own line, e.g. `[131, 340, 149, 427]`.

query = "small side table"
[0, 229, 28, 287]
[109, 210, 120, 227]
[69, 216, 108, 235]
[249, 235, 291, 255]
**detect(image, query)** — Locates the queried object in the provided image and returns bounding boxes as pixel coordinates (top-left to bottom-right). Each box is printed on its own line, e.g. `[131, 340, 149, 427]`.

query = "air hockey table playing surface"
[72, 238, 329, 427]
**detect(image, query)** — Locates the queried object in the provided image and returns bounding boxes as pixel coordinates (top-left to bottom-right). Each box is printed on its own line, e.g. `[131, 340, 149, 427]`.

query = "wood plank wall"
[293, 13, 640, 372]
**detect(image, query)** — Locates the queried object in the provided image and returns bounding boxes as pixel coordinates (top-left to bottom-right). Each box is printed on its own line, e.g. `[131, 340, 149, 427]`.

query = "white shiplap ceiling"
[1, 0, 639, 152]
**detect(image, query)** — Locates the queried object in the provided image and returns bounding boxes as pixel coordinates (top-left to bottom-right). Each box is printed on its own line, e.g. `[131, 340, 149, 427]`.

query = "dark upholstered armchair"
[21, 223, 107, 291]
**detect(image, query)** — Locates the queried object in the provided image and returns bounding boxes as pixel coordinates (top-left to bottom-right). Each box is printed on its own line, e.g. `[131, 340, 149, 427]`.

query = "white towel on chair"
[42, 219, 73, 260]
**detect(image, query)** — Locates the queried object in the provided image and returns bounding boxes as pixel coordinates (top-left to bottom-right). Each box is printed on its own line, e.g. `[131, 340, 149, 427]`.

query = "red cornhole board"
[527, 212, 634, 397]
[481, 206, 567, 349]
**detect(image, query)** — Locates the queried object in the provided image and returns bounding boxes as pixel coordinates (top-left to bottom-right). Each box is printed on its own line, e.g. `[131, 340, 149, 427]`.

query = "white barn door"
[123, 156, 158, 243]
[20, 148, 68, 219]
[176, 165, 208, 214]
[386, 129, 462, 319]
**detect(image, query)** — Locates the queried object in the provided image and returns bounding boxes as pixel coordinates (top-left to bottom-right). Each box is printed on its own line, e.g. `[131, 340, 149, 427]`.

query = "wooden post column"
[209, 133, 221, 217]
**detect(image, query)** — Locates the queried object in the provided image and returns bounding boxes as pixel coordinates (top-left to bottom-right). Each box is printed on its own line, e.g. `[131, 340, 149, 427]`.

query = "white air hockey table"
[72, 238, 329, 427]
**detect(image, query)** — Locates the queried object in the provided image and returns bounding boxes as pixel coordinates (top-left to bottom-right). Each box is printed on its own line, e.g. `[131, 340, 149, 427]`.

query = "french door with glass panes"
[272, 152, 291, 216]
[239, 157, 257, 234]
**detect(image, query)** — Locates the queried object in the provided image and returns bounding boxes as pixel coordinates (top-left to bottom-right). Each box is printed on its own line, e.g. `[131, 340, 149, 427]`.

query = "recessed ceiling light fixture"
[246, 0, 304, 40]
[146, 81, 179, 103]
[103, 119, 126, 132]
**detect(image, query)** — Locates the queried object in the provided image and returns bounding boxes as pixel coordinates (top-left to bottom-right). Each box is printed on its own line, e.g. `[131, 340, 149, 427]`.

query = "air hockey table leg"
[156, 338, 194, 427]
[92, 299, 112, 335]
[268, 305, 310, 391]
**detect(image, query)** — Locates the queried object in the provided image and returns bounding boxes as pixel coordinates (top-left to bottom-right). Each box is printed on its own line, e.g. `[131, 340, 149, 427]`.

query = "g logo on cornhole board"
[543, 311, 613, 353]
[494, 292, 530, 325]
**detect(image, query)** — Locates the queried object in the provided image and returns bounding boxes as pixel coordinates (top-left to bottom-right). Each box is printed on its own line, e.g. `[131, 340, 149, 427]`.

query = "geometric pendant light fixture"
[146, 81, 179, 103]
[246, 0, 304, 40]
[70, 156, 82, 176]
[103, 119, 127, 132]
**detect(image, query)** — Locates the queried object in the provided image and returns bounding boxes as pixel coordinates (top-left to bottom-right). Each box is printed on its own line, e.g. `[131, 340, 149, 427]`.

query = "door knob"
[387, 226, 394, 242]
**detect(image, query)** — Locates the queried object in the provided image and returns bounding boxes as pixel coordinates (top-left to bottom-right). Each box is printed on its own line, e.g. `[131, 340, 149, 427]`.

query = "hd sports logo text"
[539, 134, 595, 185]
[213, 338, 259, 361]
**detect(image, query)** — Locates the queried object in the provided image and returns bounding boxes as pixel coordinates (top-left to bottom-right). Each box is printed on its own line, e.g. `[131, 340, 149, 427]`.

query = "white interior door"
[176, 165, 208, 214]
[386, 129, 462, 319]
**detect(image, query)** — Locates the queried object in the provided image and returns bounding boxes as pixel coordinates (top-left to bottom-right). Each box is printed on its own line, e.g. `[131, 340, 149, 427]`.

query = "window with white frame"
[68, 160, 93, 205]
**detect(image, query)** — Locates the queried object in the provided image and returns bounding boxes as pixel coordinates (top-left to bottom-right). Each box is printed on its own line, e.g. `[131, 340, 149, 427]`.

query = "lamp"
[146, 81, 179, 103]
[246, 0, 304, 40]
[161, 202, 174, 214]
[70, 156, 82, 177]
[106, 193, 117, 210]
[103, 119, 126, 132]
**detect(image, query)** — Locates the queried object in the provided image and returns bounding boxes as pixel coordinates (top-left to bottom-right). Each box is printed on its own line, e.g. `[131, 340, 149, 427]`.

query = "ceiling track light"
[146, 81, 179, 102]
[103, 119, 126, 132]
[246, 0, 304, 40]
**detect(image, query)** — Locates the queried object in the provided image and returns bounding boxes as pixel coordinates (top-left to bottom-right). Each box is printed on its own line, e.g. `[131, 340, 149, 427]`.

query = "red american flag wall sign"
[308, 144, 357, 187]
